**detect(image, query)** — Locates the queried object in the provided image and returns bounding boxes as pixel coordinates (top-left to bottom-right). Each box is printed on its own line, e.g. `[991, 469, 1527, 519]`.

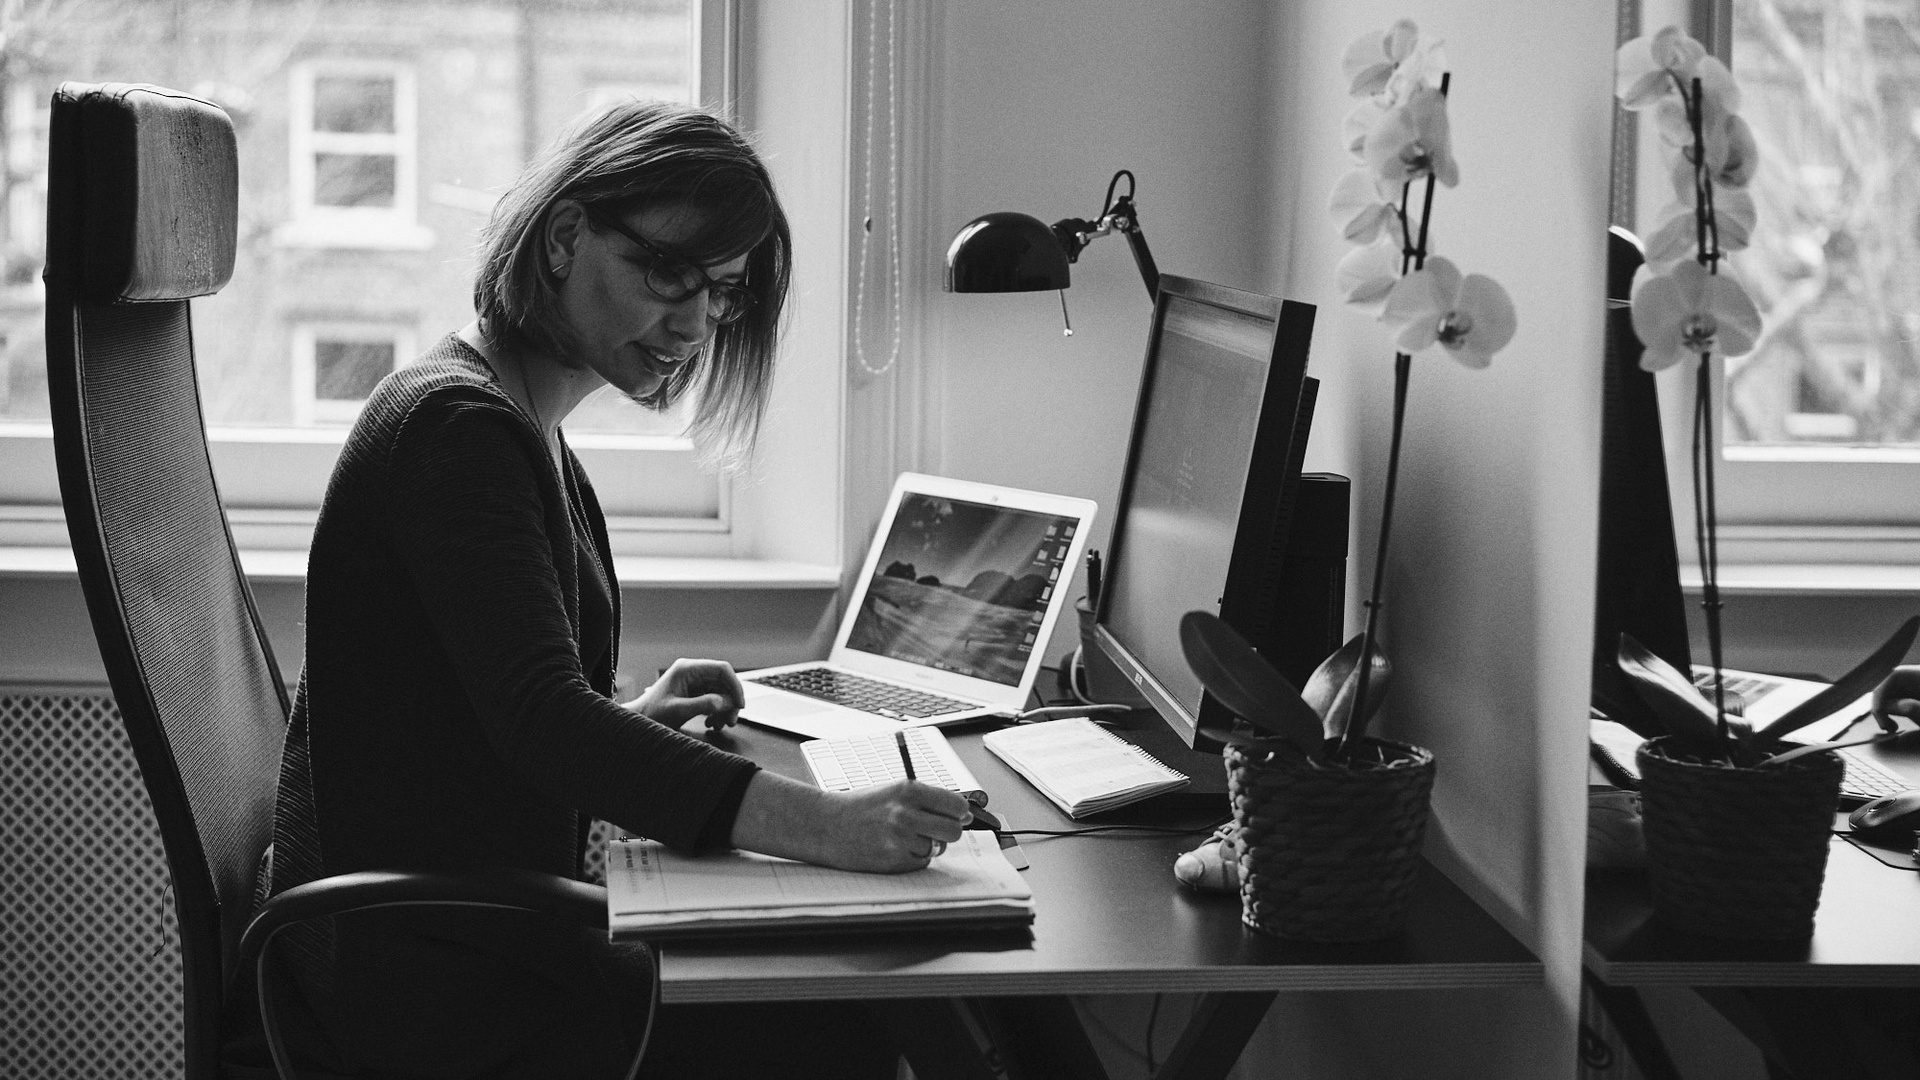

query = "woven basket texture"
[1637, 737, 1843, 940]
[1226, 737, 1435, 942]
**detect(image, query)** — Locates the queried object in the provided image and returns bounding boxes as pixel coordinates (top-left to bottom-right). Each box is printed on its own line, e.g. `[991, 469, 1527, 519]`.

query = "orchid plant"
[1327, 19, 1515, 758]
[1612, 26, 1920, 765]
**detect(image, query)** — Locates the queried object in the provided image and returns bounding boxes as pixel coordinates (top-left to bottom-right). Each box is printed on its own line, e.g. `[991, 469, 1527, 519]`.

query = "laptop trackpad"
[740, 688, 841, 723]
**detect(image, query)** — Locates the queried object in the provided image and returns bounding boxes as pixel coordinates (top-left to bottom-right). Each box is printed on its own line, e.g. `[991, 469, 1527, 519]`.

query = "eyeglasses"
[583, 209, 755, 325]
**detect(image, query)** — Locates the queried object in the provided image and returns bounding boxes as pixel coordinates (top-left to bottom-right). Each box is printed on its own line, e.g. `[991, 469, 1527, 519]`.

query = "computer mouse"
[1847, 790, 1920, 846]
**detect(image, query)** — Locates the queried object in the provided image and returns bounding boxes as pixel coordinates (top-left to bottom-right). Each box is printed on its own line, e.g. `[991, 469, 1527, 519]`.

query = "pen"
[1085, 549, 1103, 609]
[897, 730, 917, 781]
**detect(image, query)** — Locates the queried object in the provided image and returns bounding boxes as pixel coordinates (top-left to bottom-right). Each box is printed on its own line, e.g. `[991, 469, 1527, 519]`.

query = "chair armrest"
[237, 867, 607, 963]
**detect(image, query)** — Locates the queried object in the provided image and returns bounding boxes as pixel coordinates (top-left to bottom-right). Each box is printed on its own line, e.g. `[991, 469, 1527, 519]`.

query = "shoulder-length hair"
[474, 99, 791, 470]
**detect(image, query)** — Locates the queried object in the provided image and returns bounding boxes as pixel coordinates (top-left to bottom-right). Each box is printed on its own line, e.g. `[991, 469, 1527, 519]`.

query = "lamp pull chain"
[1058, 290, 1073, 336]
[853, 0, 903, 376]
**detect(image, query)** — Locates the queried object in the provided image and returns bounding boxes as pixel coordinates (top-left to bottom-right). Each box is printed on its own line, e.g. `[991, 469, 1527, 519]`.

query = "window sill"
[1680, 563, 1920, 597]
[0, 546, 841, 591]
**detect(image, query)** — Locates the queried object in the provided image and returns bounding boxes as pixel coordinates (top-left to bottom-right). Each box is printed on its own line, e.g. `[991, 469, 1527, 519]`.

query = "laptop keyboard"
[751, 667, 975, 719]
[1840, 750, 1913, 804]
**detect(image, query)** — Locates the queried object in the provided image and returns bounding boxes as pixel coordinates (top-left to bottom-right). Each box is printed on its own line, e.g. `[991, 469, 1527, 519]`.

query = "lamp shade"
[944, 211, 1070, 293]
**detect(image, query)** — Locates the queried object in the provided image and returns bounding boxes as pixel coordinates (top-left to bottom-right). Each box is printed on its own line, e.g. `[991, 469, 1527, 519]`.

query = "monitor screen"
[1094, 276, 1318, 749]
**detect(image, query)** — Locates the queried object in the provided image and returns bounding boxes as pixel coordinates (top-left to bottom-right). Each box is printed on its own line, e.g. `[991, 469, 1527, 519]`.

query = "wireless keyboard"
[801, 726, 988, 805]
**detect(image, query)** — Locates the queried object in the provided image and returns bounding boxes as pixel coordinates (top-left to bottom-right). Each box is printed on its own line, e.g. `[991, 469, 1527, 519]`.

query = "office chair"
[44, 81, 643, 1080]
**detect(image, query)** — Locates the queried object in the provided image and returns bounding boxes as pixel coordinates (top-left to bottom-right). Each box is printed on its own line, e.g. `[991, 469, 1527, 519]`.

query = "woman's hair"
[474, 99, 791, 469]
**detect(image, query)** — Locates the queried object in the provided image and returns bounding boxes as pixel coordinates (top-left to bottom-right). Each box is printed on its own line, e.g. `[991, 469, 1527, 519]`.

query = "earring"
[550, 261, 571, 280]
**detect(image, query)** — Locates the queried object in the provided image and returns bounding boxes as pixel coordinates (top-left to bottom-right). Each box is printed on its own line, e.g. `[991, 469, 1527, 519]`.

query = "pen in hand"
[896, 730, 917, 782]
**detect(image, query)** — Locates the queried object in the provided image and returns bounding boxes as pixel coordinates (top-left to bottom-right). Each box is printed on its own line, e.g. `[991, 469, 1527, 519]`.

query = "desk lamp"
[943, 169, 1160, 334]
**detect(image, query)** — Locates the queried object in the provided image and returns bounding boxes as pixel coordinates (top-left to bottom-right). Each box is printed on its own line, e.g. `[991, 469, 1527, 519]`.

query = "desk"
[666, 719, 1541, 1080]
[1582, 737, 1920, 1079]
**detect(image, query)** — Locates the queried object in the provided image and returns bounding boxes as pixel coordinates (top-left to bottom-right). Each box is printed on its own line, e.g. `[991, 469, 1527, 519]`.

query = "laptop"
[1689, 665, 1872, 742]
[1687, 665, 1912, 805]
[738, 473, 1096, 741]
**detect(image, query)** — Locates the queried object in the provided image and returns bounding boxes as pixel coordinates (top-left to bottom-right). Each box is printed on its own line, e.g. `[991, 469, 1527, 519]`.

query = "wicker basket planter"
[1225, 737, 1435, 942]
[1636, 736, 1843, 940]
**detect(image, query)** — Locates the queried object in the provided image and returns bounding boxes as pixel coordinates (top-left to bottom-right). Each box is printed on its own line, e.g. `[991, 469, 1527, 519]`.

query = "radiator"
[0, 688, 182, 1080]
[0, 688, 619, 1079]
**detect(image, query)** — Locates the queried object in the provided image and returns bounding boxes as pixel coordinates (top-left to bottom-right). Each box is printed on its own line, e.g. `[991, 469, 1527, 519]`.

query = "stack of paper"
[607, 830, 1032, 940]
[983, 717, 1189, 819]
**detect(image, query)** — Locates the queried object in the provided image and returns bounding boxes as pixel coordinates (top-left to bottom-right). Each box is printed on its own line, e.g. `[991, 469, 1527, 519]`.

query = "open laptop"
[738, 473, 1096, 741]
[1687, 665, 1911, 805]
[1689, 665, 1873, 742]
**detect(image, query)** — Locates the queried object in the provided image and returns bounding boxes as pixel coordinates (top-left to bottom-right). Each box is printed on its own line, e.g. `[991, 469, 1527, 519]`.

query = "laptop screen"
[844, 492, 1081, 686]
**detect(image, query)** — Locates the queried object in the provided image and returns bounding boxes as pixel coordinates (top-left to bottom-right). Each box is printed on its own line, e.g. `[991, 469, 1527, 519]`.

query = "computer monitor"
[1092, 275, 1324, 750]
[1590, 226, 1692, 737]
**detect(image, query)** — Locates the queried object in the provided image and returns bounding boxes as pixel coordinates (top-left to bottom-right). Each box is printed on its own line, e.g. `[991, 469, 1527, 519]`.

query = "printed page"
[608, 830, 1028, 918]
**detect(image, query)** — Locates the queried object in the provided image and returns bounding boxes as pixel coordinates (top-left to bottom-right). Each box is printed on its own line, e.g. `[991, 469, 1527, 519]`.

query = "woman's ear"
[544, 199, 586, 281]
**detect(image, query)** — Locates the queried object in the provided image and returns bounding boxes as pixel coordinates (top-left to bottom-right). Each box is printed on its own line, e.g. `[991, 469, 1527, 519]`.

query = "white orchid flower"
[1363, 84, 1458, 189]
[1329, 169, 1400, 245]
[1337, 240, 1402, 315]
[1342, 19, 1419, 98]
[1617, 27, 1738, 114]
[1629, 260, 1762, 371]
[1642, 187, 1755, 267]
[1344, 100, 1385, 160]
[1380, 256, 1517, 369]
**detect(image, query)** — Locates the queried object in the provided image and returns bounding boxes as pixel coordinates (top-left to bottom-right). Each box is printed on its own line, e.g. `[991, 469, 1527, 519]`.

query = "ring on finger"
[929, 840, 946, 858]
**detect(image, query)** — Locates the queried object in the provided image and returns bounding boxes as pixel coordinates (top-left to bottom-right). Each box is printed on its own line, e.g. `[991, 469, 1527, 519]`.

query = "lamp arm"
[1109, 195, 1160, 300]
[1048, 199, 1159, 300]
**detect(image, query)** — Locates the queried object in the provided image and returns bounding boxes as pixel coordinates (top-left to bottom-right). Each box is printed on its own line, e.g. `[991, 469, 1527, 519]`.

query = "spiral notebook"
[982, 717, 1189, 819]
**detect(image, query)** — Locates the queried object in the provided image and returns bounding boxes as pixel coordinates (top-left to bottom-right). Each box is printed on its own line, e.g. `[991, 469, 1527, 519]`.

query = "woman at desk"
[265, 99, 969, 1079]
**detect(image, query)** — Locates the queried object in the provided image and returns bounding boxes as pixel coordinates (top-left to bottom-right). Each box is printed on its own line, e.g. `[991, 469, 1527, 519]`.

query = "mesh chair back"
[44, 82, 287, 1079]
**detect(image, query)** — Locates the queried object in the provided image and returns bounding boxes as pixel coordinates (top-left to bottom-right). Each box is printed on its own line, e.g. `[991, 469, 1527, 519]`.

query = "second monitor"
[1092, 275, 1345, 751]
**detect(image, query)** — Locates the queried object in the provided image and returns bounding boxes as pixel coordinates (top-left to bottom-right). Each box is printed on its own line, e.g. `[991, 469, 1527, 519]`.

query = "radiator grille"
[0, 689, 183, 1079]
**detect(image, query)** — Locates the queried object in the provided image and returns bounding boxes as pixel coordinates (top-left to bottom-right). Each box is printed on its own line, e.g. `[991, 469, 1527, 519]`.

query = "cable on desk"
[1008, 818, 1229, 841]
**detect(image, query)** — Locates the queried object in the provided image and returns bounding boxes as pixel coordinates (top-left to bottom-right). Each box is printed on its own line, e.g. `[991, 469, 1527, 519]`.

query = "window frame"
[277, 58, 434, 251]
[290, 320, 415, 427]
[1645, 0, 1920, 566]
[0, 0, 855, 568]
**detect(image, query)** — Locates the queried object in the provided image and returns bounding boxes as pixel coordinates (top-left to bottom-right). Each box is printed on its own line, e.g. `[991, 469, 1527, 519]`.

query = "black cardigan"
[271, 335, 758, 906]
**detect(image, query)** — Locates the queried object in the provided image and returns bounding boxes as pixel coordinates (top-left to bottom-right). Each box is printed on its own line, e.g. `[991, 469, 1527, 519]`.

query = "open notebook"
[983, 718, 1189, 819]
[606, 831, 1032, 939]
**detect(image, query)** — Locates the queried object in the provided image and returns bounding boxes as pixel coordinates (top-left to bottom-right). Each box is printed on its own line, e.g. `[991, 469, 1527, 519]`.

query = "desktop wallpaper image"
[845, 494, 1077, 685]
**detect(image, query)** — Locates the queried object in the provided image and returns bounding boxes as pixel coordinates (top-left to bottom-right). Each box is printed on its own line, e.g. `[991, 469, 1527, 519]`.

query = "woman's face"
[547, 200, 749, 401]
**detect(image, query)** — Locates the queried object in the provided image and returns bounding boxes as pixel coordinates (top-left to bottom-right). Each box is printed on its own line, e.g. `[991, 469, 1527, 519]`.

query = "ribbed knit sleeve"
[383, 383, 757, 851]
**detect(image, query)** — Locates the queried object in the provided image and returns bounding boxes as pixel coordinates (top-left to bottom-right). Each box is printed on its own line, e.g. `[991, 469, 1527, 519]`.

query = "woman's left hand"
[629, 658, 745, 731]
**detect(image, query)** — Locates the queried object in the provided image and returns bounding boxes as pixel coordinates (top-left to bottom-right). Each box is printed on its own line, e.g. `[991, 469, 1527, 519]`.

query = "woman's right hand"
[729, 770, 972, 873]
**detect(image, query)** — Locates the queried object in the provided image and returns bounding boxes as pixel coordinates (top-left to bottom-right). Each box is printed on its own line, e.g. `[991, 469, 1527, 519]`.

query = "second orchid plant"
[1327, 19, 1516, 758]
[1611, 26, 1919, 765]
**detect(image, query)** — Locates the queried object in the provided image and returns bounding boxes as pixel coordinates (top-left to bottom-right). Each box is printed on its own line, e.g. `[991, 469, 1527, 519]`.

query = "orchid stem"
[1692, 360, 1730, 753]
[1339, 72, 1453, 761]
[1681, 76, 1731, 755]
[1342, 351, 1412, 760]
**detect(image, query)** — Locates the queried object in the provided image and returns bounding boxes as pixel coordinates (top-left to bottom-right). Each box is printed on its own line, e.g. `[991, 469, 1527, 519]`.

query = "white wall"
[923, 1, 1617, 1076]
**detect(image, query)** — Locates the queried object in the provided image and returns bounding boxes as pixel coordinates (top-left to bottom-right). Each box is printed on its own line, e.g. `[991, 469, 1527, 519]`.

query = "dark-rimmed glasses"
[583, 209, 755, 325]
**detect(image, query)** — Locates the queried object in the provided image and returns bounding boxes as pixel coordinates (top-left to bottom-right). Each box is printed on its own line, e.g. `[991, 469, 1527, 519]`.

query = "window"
[1648, 0, 1920, 555]
[291, 323, 414, 426]
[278, 61, 432, 249]
[0, 0, 826, 560]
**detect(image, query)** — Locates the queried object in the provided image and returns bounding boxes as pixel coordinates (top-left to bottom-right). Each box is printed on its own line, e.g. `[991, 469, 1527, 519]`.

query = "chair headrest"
[49, 82, 238, 303]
